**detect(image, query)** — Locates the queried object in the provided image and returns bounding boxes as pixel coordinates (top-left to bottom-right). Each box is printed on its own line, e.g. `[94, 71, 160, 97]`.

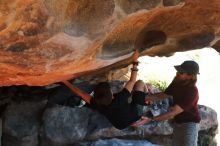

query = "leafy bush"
[148, 79, 168, 92]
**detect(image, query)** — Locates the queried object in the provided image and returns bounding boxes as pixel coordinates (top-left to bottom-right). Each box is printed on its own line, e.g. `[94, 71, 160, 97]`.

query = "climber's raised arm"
[124, 49, 139, 92]
[62, 80, 92, 104]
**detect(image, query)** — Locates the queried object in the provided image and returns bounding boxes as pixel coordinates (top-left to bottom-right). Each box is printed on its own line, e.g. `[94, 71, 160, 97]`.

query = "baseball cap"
[174, 60, 199, 75]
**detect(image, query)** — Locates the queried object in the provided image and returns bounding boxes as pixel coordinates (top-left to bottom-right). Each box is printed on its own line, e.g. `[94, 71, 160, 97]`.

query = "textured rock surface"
[41, 105, 217, 146]
[81, 138, 159, 146]
[2, 103, 217, 146]
[42, 106, 91, 145]
[0, 0, 220, 86]
[0, 118, 1, 146]
[0, 80, 218, 146]
[2, 101, 46, 146]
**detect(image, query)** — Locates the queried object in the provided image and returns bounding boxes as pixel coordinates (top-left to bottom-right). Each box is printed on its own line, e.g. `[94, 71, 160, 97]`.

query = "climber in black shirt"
[62, 50, 151, 129]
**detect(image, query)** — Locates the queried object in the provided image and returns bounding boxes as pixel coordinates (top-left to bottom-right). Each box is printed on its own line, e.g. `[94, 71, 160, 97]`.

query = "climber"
[62, 50, 151, 130]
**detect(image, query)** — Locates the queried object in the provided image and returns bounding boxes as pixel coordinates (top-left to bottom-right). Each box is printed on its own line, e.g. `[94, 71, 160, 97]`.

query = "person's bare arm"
[152, 104, 183, 122]
[130, 104, 183, 126]
[130, 116, 152, 127]
[145, 92, 172, 104]
[62, 80, 92, 104]
[124, 50, 139, 92]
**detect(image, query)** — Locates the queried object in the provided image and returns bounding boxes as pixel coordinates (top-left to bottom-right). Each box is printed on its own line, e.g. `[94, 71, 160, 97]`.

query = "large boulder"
[40, 105, 217, 146]
[0, 0, 220, 86]
[81, 138, 159, 146]
[41, 106, 92, 146]
[2, 101, 46, 146]
[0, 84, 217, 146]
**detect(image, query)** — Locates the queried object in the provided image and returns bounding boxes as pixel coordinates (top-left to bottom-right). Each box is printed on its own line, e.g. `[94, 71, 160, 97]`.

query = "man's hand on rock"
[130, 116, 152, 127]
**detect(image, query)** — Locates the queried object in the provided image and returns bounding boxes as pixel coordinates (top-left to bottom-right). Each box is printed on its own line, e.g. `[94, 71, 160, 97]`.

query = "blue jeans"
[172, 122, 199, 146]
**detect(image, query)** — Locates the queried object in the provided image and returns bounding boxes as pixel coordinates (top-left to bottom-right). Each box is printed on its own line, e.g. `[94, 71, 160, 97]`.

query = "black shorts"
[132, 91, 148, 105]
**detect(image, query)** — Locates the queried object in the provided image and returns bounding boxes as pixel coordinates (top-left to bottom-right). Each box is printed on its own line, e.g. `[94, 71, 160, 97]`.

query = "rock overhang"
[0, 0, 220, 86]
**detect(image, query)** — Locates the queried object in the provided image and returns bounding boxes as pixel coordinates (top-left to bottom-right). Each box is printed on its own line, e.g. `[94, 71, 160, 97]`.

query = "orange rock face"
[0, 0, 220, 86]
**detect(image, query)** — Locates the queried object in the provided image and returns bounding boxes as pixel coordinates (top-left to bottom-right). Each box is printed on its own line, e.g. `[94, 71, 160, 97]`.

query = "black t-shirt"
[165, 83, 201, 123]
[90, 88, 141, 129]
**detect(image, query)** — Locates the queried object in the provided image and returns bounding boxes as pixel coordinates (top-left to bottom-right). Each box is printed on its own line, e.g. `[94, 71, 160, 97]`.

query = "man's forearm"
[145, 92, 172, 105]
[152, 105, 183, 122]
[146, 92, 171, 101]
[129, 67, 138, 82]
[62, 80, 91, 104]
[152, 111, 174, 122]
[124, 62, 138, 92]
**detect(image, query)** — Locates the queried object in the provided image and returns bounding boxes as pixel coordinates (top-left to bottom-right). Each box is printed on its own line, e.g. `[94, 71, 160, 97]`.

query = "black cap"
[174, 60, 199, 75]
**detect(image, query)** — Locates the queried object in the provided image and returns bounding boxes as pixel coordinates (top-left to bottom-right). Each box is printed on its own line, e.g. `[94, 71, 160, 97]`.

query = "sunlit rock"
[0, 0, 220, 86]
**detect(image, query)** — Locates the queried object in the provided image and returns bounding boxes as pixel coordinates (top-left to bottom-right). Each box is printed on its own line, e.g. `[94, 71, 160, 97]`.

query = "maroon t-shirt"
[165, 82, 201, 123]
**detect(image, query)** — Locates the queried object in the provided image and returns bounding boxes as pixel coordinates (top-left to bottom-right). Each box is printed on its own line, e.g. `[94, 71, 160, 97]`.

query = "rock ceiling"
[0, 0, 220, 86]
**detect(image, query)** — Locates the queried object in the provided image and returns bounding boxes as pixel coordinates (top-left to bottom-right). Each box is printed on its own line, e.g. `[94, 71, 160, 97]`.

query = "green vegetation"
[148, 79, 168, 92]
